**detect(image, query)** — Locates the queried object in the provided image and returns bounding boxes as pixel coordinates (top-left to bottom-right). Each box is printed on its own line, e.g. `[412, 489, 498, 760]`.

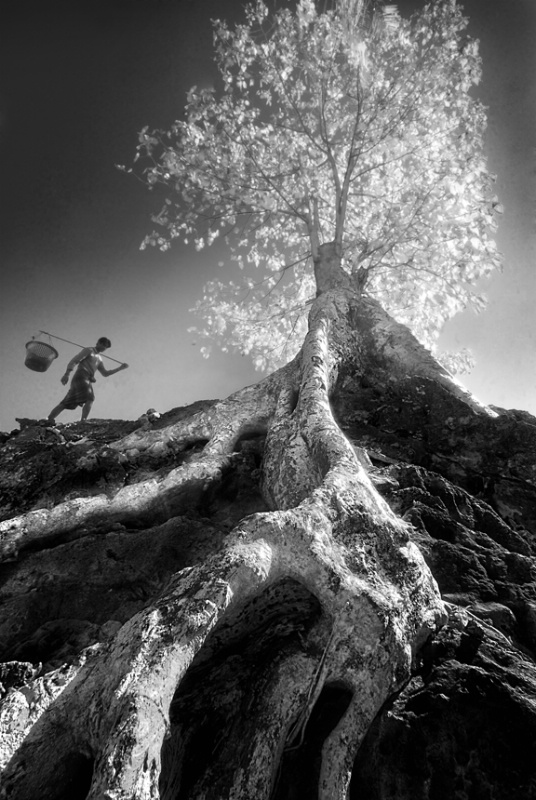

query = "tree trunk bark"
[0, 273, 510, 800]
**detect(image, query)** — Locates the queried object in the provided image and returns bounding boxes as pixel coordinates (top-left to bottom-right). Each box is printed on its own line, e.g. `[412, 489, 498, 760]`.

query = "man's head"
[96, 337, 112, 352]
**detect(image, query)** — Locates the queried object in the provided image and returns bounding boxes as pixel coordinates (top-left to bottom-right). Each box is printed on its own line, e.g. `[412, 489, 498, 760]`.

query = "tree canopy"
[134, 0, 502, 371]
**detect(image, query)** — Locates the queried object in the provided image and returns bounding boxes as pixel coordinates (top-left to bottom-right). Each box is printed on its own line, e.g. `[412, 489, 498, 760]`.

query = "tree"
[136, 0, 501, 370]
[1, 3, 524, 800]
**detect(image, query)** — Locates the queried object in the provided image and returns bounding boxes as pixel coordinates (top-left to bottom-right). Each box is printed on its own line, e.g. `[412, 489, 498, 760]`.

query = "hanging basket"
[25, 340, 59, 372]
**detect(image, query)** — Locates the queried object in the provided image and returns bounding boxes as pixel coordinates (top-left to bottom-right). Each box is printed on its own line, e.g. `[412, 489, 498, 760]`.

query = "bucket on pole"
[25, 340, 59, 372]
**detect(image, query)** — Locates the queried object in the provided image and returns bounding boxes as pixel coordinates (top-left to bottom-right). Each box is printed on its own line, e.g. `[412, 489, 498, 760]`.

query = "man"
[47, 337, 128, 423]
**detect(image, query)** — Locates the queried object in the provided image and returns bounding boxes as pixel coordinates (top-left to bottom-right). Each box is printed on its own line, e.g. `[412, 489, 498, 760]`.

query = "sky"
[1, 0, 535, 431]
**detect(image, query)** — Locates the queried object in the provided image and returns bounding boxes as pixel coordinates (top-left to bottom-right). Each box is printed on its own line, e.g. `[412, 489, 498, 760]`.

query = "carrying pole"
[38, 331, 125, 365]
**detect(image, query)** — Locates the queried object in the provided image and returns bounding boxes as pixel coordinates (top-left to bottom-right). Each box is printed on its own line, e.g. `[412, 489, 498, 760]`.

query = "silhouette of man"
[47, 337, 128, 423]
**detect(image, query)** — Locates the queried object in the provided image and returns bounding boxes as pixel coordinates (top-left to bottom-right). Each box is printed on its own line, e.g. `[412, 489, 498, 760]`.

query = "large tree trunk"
[2, 282, 536, 799]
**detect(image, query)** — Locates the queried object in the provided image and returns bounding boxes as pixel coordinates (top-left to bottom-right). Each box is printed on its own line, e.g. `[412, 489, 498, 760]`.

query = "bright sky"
[1, 0, 535, 431]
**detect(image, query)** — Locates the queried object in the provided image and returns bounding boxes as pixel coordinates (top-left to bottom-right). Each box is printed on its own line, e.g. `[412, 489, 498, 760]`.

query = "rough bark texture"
[1, 289, 536, 799]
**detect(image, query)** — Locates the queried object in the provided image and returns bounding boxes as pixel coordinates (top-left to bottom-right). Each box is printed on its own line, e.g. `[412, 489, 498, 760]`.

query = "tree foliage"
[134, 0, 501, 371]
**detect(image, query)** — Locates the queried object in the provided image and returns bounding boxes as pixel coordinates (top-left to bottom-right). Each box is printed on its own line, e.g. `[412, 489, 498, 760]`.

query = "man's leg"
[81, 400, 93, 421]
[48, 403, 65, 423]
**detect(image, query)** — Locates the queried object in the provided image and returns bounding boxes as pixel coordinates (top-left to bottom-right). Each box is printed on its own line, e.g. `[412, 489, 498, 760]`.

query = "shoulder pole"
[38, 330, 125, 365]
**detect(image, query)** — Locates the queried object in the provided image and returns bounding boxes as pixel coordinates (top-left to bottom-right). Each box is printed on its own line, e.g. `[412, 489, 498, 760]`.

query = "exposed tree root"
[0, 453, 235, 560]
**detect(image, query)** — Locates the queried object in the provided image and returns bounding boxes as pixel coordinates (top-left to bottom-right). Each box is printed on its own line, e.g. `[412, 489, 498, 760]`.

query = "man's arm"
[97, 362, 129, 378]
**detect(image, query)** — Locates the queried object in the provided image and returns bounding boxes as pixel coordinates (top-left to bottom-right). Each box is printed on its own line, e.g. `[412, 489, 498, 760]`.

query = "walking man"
[47, 337, 128, 423]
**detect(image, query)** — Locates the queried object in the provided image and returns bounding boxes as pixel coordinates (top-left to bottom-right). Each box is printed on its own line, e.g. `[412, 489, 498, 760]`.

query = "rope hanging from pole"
[38, 330, 126, 365]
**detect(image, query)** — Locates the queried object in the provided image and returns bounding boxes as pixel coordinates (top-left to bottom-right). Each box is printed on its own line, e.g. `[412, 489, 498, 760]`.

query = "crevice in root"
[272, 682, 353, 800]
[194, 438, 268, 527]
[288, 389, 300, 415]
[159, 579, 322, 800]
[232, 425, 269, 452]
[43, 751, 94, 800]
[178, 438, 210, 456]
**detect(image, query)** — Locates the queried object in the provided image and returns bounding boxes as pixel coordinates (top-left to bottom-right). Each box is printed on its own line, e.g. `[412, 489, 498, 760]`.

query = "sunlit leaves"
[136, 0, 501, 372]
